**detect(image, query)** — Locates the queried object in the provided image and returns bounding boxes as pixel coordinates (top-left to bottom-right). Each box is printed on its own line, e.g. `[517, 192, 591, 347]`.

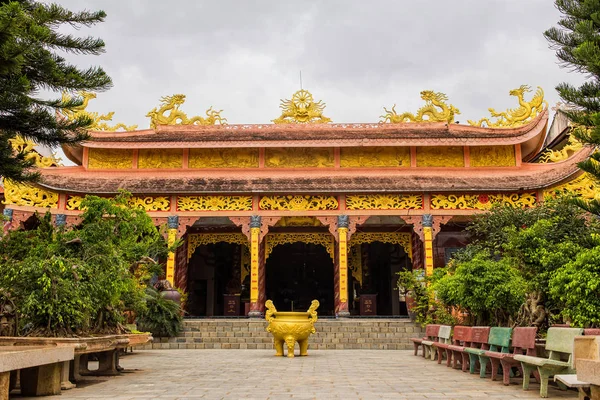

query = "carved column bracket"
[315, 216, 338, 239]
[228, 216, 251, 241]
[347, 215, 369, 242]
[176, 217, 197, 238]
[259, 216, 281, 242]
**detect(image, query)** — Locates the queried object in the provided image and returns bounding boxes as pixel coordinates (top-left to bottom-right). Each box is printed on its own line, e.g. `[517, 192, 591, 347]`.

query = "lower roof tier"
[36, 148, 588, 195]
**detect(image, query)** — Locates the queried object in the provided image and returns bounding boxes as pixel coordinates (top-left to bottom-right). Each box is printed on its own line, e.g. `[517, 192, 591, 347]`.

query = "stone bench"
[514, 327, 583, 398]
[0, 345, 74, 398]
[0, 333, 152, 389]
[410, 324, 439, 357]
[554, 374, 593, 400]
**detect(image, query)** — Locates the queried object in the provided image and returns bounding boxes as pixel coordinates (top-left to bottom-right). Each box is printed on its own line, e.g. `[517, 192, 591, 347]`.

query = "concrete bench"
[458, 326, 491, 374]
[422, 325, 450, 361]
[554, 374, 593, 400]
[0, 345, 74, 398]
[514, 327, 583, 398]
[410, 324, 439, 357]
[485, 326, 538, 386]
[446, 326, 473, 371]
[467, 327, 512, 378]
[429, 325, 452, 363]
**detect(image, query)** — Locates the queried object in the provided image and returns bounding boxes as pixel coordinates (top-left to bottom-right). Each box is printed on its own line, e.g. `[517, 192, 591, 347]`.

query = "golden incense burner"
[265, 299, 319, 358]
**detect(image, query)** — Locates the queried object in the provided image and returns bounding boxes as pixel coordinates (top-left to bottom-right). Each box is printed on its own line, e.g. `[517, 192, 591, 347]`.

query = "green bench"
[465, 327, 512, 378]
[514, 327, 583, 398]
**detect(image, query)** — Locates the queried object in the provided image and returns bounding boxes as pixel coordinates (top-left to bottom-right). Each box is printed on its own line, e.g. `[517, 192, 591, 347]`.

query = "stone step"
[140, 318, 423, 351]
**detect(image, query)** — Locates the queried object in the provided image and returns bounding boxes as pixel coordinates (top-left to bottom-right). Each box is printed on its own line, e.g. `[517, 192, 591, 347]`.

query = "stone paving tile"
[15, 350, 578, 400]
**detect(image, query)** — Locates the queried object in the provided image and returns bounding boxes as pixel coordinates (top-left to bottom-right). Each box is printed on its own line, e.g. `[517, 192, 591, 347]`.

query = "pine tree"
[0, 0, 111, 182]
[545, 0, 600, 214]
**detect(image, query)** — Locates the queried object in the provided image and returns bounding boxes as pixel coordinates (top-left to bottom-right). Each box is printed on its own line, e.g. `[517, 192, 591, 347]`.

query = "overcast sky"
[53, 0, 584, 128]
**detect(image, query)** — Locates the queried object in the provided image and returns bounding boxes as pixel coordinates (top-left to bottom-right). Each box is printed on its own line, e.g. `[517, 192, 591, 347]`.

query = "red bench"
[447, 326, 473, 371]
[584, 328, 600, 335]
[485, 327, 538, 385]
[410, 324, 440, 357]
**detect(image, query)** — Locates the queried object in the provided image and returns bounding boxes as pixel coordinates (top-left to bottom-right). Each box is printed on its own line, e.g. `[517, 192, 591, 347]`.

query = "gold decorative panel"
[189, 148, 259, 168]
[177, 195, 253, 211]
[416, 147, 464, 167]
[2, 181, 58, 208]
[346, 194, 423, 210]
[65, 195, 170, 211]
[349, 245, 363, 287]
[275, 217, 323, 227]
[340, 147, 410, 168]
[430, 193, 537, 210]
[88, 149, 132, 169]
[138, 149, 182, 169]
[188, 233, 248, 260]
[470, 146, 515, 167]
[265, 233, 334, 260]
[66, 195, 83, 211]
[544, 173, 599, 201]
[265, 148, 334, 168]
[350, 232, 412, 260]
[259, 195, 339, 211]
[128, 197, 171, 211]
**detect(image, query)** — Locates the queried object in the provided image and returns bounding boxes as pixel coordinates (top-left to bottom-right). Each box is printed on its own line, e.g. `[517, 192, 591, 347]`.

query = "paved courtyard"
[19, 350, 577, 400]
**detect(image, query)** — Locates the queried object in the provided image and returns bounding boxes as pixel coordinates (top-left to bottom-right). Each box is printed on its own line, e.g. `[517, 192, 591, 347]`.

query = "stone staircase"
[142, 318, 423, 350]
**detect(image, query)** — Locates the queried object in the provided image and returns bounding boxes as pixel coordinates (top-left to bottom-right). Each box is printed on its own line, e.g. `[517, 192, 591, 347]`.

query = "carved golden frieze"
[187, 233, 248, 260]
[259, 195, 339, 211]
[189, 148, 259, 168]
[430, 193, 537, 210]
[350, 232, 412, 260]
[470, 146, 515, 167]
[544, 173, 599, 201]
[346, 194, 423, 210]
[265, 147, 334, 168]
[2, 181, 58, 208]
[128, 197, 171, 211]
[275, 217, 323, 227]
[177, 195, 253, 211]
[147, 94, 226, 128]
[87, 149, 132, 169]
[265, 233, 334, 260]
[138, 149, 182, 169]
[416, 147, 464, 167]
[59, 91, 137, 131]
[468, 85, 547, 128]
[66, 195, 170, 211]
[272, 89, 331, 124]
[380, 91, 460, 124]
[340, 147, 410, 168]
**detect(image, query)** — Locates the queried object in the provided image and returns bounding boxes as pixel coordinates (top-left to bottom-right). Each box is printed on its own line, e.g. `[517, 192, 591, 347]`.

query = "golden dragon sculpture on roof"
[146, 94, 226, 129]
[380, 90, 460, 124]
[59, 92, 137, 132]
[468, 85, 547, 128]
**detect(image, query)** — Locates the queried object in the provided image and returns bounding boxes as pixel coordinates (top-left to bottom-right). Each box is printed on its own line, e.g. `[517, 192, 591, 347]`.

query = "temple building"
[2, 87, 596, 318]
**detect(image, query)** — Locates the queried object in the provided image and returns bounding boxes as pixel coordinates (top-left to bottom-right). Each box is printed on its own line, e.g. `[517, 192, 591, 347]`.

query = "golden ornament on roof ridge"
[468, 85, 548, 128]
[9, 136, 59, 168]
[272, 89, 331, 124]
[59, 92, 137, 132]
[146, 94, 226, 129]
[380, 90, 460, 124]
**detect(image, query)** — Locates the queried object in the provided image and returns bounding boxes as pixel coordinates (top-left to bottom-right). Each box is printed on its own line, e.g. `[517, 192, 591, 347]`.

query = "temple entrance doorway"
[266, 242, 335, 316]
[352, 241, 411, 316]
[187, 242, 247, 317]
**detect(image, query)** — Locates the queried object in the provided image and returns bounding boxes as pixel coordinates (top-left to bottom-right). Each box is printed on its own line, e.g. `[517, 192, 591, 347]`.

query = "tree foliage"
[545, 0, 600, 214]
[432, 197, 599, 328]
[0, 0, 111, 182]
[0, 192, 180, 336]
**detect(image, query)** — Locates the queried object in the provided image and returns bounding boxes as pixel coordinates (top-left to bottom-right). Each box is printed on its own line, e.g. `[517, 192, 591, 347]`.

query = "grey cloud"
[53, 0, 583, 127]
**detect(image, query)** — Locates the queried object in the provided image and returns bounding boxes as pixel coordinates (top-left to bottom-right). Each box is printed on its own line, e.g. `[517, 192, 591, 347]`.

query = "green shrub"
[137, 287, 182, 337]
